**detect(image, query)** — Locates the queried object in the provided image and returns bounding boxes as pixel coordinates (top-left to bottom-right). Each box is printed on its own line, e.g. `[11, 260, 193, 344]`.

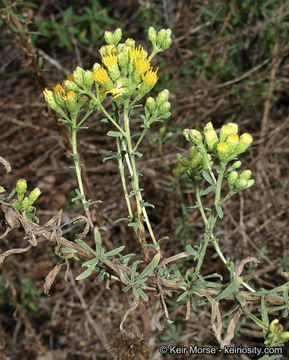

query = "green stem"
[195, 181, 208, 226]
[116, 137, 134, 220]
[123, 101, 148, 256]
[133, 128, 148, 153]
[70, 115, 93, 228]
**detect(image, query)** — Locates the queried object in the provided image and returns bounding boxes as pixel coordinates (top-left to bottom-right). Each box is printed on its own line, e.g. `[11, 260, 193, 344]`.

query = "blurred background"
[0, 0, 289, 359]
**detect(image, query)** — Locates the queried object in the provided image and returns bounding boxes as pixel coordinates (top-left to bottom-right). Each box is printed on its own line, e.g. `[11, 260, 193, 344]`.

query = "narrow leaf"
[136, 253, 160, 281]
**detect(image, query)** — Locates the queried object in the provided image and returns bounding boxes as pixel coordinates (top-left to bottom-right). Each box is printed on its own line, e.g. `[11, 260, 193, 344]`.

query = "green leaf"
[136, 253, 160, 281]
[137, 287, 149, 302]
[75, 239, 97, 256]
[202, 171, 214, 185]
[114, 217, 130, 224]
[106, 131, 123, 138]
[128, 222, 141, 230]
[215, 278, 242, 301]
[131, 260, 143, 279]
[177, 291, 189, 302]
[76, 266, 95, 280]
[105, 246, 125, 258]
[215, 204, 224, 219]
[200, 184, 215, 196]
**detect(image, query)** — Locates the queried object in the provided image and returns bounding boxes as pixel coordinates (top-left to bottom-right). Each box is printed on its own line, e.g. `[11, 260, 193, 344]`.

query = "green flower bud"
[117, 43, 125, 52]
[156, 89, 169, 106]
[65, 91, 78, 113]
[239, 170, 251, 180]
[83, 70, 94, 89]
[73, 67, 85, 87]
[237, 133, 253, 153]
[117, 50, 130, 71]
[145, 97, 156, 114]
[156, 29, 167, 47]
[183, 129, 203, 145]
[235, 178, 248, 190]
[188, 146, 198, 160]
[148, 26, 157, 44]
[21, 196, 30, 211]
[177, 153, 189, 167]
[216, 141, 229, 162]
[190, 152, 203, 169]
[162, 37, 172, 50]
[227, 122, 238, 135]
[0, 186, 5, 193]
[232, 161, 241, 169]
[16, 179, 27, 199]
[113, 28, 122, 45]
[220, 124, 234, 141]
[228, 171, 238, 187]
[63, 80, 80, 92]
[158, 101, 171, 114]
[204, 129, 218, 150]
[160, 111, 171, 119]
[204, 121, 214, 132]
[93, 63, 101, 72]
[28, 188, 41, 205]
[246, 179, 255, 188]
[125, 38, 135, 48]
[104, 31, 114, 45]
[43, 89, 62, 112]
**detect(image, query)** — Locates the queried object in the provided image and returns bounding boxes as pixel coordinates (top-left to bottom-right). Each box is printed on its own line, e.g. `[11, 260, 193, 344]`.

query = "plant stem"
[70, 115, 93, 228]
[123, 101, 149, 259]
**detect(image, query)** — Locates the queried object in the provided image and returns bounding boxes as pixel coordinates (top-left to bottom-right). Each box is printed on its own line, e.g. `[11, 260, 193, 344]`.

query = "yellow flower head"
[240, 133, 253, 145]
[220, 124, 234, 141]
[129, 45, 147, 61]
[53, 83, 65, 95]
[93, 68, 109, 84]
[134, 56, 151, 73]
[227, 122, 238, 135]
[102, 54, 118, 68]
[43, 88, 53, 100]
[217, 141, 228, 153]
[66, 91, 76, 101]
[142, 67, 158, 86]
[227, 134, 239, 146]
[67, 74, 74, 81]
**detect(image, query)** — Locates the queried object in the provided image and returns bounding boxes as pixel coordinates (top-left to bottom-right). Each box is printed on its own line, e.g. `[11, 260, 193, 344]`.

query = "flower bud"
[204, 121, 214, 132]
[227, 134, 239, 154]
[228, 171, 238, 187]
[160, 111, 171, 119]
[227, 122, 238, 135]
[237, 133, 253, 153]
[28, 188, 41, 205]
[156, 89, 169, 105]
[83, 70, 94, 89]
[162, 37, 172, 50]
[239, 170, 251, 180]
[216, 141, 229, 161]
[204, 129, 218, 150]
[148, 26, 157, 44]
[158, 101, 171, 114]
[66, 91, 78, 113]
[246, 179, 255, 188]
[125, 38, 135, 48]
[113, 28, 122, 45]
[21, 196, 30, 210]
[0, 186, 5, 193]
[117, 50, 130, 71]
[232, 161, 241, 169]
[63, 80, 80, 92]
[156, 29, 167, 47]
[145, 97, 156, 114]
[16, 179, 27, 200]
[177, 153, 189, 167]
[104, 31, 114, 45]
[183, 129, 203, 145]
[235, 178, 248, 190]
[73, 67, 85, 87]
[220, 124, 234, 141]
[43, 89, 62, 112]
[93, 63, 101, 72]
